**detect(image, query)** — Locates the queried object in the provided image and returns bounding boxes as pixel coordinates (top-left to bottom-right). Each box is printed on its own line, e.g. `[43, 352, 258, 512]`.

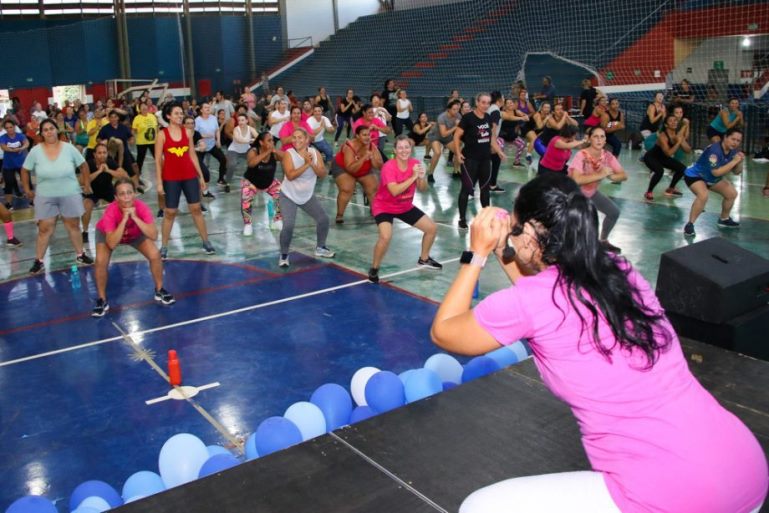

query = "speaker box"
[667, 305, 769, 361]
[656, 237, 769, 323]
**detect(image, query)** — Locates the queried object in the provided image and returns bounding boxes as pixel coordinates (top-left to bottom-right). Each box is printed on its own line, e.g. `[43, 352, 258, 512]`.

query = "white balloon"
[158, 433, 209, 489]
[350, 366, 380, 406]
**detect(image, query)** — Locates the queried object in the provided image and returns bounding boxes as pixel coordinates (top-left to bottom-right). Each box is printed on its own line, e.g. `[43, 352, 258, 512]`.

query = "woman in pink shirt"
[368, 135, 442, 283]
[568, 126, 626, 253]
[278, 106, 312, 151]
[537, 124, 585, 175]
[92, 178, 175, 317]
[431, 173, 767, 513]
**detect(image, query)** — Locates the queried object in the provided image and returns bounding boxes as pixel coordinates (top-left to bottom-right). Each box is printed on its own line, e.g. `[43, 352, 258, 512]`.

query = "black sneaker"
[137, 186, 145, 195]
[76, 252, 94, 265]
[458, 219, 468, 229]
[423, 154, 431, 161]
[82, 231, 89, 243]
[489, 185, 505, 193]
[157, 208, 164, 218]
[599, 240, 622, 254]
[368, 267, 379, 284]
[92, 298, 109, 317]
[203, 190, 216, 199]
[6, 237, 22, 248]
[427, 174, 435, 184]
[154, 288, 176, 305]
[717, 217, 740, 228]
[203, 241, 216, 255]
[4, 202, 13, 211]
[29, 259, 44, 274]
[684, 222, 695, 237]
[201, 203, 208, 213]
[224, 184, 231, 193]
[417, 256, 443, 270]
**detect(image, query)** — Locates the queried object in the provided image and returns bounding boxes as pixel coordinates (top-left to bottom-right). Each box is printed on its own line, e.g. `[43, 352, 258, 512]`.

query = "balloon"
[310, 383, 353, 430]
[349, 406, 376, 424]
[69, 481, 122, 511]
[5, 496, 57, 513]
[72, 508, 100, 513]
[485, 346, 520, 368]
[76, 497, 110, 512]
[442, 381, 458, 391]
[198, 453, 240, 478]
[284, 401, 326, 441]
[122, 471, 165, 501]
[509, 340, 530, 361]
[462, 356, 501, 383]
[350, 367, 380, 406]
[404, 368, 442, 403]
[424, 353, 464, 384]
[255, 417, 303, 457]
[397, 369, 418, 385]
[245, 433, 259, 460]
[158, 433, 209, 489]
[206, 445, 232, 458]
[365, 371, 405, 413]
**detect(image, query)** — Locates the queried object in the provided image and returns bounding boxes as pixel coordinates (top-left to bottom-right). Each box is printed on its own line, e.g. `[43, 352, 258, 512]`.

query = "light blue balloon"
[72, 508, 100, 513]
[424, 353, 463, 384]
[310, 383, 353, 431]
[158, 433, 209, 489]
[245, 433, 259, 460]
[122, 471, 165, 501]
[509, 341, 530, 361]
[255, 417, 303, 456]
[5, 496, 57, 513]
[198, 453, 240, 478]
[69, 481, 122, 511]
[76, 497, 110, 512]
[284, 401, 327, 441]
[206, 445, 231, 458]
[404, 368, 442, 403]
[485, 346, 520, 368]
[397, 369, 418, 386]
[349, 406, 376, 423]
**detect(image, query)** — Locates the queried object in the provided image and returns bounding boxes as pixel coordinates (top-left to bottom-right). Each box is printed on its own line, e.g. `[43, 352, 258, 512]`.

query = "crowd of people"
[0, 77, 766, 316]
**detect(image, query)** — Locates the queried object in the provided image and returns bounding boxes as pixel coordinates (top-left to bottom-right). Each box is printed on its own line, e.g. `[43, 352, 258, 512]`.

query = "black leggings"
[458, 158, 491, 221]
[195, 152, 211, 183]
[201, 146, 228, 182]
[135, 144, 154, 172]
[335, 115, 352, 141]
[490, 153, 501, 186]
[643, 151, 685, 193]
[2, 167, 22, 196]
[393, 117, 413, 136]
[605, 133, 622, 157]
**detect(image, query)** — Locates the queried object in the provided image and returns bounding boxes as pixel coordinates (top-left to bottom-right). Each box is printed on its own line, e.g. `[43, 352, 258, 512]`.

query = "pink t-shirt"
[95, 198, 154, 244]
[352, 117, 386, 146]
[372, 158, 419, 217]
[568, 149, 622, 197]
[473, 264, 768, 513]
[539, 136, 571, 172]
[278, 120, 313, 151]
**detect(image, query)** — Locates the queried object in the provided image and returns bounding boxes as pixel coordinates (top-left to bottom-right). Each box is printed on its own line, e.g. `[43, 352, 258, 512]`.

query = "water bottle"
[70, 264, 81, 290]
[267, 197, 275, 220]
[472, 279, 479, 299]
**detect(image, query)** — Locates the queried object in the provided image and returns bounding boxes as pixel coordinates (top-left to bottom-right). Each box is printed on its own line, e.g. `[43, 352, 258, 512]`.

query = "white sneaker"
[278, 254, 290, 267]
[270, 219, 283, 231]
[243, 224, 253, 236]
[314, 246, 335, 258]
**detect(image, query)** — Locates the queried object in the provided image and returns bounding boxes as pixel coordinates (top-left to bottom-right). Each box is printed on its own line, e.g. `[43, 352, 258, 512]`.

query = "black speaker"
[656, 238, 769, 323]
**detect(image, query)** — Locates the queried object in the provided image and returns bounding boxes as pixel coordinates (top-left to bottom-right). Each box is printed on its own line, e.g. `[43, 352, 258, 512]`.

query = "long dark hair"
[513, 173, 671, 367]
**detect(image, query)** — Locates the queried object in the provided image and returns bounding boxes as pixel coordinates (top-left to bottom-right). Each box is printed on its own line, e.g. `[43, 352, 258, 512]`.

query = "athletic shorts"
[330, 160, 373, 180]
[163, 178, 201, 209]
[706, 126, 724, 140]
[83, 185, 115, 204]
[374, 206, 425, 226]
[95, 229, 147, 250]
[684, 175, 718, 188]
[34, 194, 85, 220]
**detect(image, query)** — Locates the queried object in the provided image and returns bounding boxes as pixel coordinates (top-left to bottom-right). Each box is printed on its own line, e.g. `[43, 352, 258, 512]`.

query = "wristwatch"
[460, 251, 487, 269]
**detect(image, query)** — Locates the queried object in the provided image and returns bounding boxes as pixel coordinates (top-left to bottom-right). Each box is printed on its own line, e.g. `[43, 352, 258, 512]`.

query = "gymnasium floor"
[1, 143, 768, 510]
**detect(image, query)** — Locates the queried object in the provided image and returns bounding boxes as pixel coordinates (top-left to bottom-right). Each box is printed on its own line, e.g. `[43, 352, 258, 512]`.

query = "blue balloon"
[462, 356, 501, 383]
[71, 508, 100, 513]
[158, 433, 209, 489]
[245, 433, 259, 460]
[206, 445, 231, 458]
[76, 497, 110, 512]
[122, 471, 165, 501]
[424, 353, 464, 384]
[310, 383, 353, 431]
[284, 401, 327, 441]
[349, 406, 377, 423]
[404, 368, 442, 403]
[69, 481, 123, 511]
[365, 371, 406, 413]
[510, 340, 530, 361]
[5, 496, 57, 513]
[485, 346, 520, 368]
[397, 369, 418, 386]
[255, 416, 303, 457]
[198, 453, 240, 478]
[442, 381, 458, 391]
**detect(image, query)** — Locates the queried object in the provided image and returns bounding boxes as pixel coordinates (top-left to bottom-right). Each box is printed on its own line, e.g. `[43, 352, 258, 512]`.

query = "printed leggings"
[241, 178, 282, 225]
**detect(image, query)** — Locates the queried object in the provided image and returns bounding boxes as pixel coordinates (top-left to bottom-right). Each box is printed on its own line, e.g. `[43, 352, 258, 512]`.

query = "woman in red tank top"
[154, 102, 215, 258]
[331, 124, 382, 223]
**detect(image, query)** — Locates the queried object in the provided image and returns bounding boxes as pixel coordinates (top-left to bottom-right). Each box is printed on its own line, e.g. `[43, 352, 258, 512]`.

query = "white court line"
[0, 258, 459, 368]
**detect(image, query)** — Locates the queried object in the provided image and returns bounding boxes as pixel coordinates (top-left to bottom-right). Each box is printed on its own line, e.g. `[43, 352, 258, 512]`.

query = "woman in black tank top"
[601, 98, 625, 157]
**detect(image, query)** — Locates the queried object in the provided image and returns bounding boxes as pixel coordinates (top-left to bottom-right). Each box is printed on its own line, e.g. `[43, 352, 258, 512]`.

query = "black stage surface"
[115, 339, 769, 513]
